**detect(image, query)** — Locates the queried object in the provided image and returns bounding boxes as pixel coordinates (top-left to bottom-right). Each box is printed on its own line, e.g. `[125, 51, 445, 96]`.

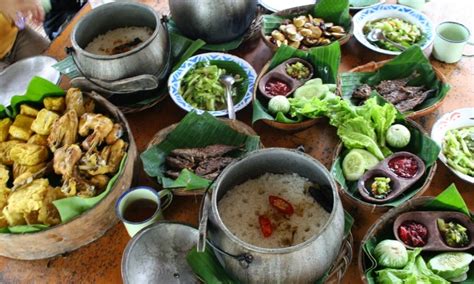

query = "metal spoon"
[219, 74, 236, 120]
[367, 29, 407, 51]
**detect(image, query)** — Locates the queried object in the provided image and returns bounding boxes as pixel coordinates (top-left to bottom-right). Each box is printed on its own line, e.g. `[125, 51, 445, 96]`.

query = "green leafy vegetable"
[374, 240, 408, 269]
[442, 127, 474, 177]
[338, 117, 384, 160]
[364, 18, 423, 51]
[186, 246, 237, 284]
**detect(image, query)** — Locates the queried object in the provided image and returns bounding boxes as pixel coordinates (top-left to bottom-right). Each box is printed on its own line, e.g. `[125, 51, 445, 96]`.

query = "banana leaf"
[340, 46, 451, 114]
[0, 77, 128, 234]
[330, 94, 440, 207]
[167, 19, 243, 52]
[362, 184, 474, 284]
[262, 0, 351, 35]
[252, 42, 341, 124]
[141, 111, 261, 190]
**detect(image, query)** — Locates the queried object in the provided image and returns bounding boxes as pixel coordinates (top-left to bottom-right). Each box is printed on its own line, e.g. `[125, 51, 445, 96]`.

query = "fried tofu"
[0, 140, 24, 166]
[43, 96, 65, 113]
[27, 134, 49, 147]
[20, 105, 39, 117]
[2, 179, 64, 226]
[0, 165, 10, 186]
[10, 143, 49, 166]
[9, 114, 34, 141]
[31, 109, 60, 135]
[0, 118, 12, 142]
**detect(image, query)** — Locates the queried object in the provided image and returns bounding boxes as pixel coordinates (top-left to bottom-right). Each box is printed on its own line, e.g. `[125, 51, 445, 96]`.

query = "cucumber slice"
[342, 151, 366, 181]
[448, 272, 467, 283]
[428, 252, 473, 280]
[350, 149, 380, 170]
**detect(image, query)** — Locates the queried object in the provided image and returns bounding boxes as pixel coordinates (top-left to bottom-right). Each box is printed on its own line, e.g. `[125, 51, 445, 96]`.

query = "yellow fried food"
[27, 134, 49, 146]
[105, 123, 123, 145]
[53, 144, 82, 178]
[43, 96, 65, 112]
[0, 166, 10, 228]
[3, 179, 64, 226]
[79, 151, 108, 176]
[102, 139, 127, 173]
[9, 114, 34, 141]
[20, 105, 39, 117]
[89, 174, 110, 192]
[10, 143, 49, 166]
[78, 113, 113, 150]
[48, 110, 78, 152]
[0, 118, 12, 142]
[31, 109, 60, 136]
[13, 162, 47, 180]
[0, 140, 24, 166]
[66, 88, 86, 117]
[61, 174, 96, 198]
[84, 97, 95, 113]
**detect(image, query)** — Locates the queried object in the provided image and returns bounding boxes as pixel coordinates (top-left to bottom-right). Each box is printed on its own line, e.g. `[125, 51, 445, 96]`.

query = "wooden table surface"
[0, 0, 473, 283]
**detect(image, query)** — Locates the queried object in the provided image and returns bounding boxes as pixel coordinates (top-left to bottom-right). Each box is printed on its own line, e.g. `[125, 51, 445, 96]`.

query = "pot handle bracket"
[197, 179, 254, 269]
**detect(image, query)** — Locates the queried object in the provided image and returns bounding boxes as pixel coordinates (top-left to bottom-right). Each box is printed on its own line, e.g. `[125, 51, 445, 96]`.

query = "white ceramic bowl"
[353, 4, 434, 55]
[168, 52, 256, 117]
[431, 108, 474, 184]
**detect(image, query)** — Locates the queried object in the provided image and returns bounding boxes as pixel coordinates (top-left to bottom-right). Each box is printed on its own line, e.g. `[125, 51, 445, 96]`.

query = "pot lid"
[121, 221, 200, 284]
[0, 56, 60, 106]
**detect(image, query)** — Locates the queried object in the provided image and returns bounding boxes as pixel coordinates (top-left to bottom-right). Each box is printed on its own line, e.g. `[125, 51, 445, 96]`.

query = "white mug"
[115, 186, 173, 237]
[397, 0, 428, 10]
[432, 21, 474, 64]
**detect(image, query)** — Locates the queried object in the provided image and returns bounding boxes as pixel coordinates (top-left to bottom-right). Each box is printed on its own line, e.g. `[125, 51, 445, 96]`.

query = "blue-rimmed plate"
[353, 4, 434, 55]
[168, 53, 256, 117]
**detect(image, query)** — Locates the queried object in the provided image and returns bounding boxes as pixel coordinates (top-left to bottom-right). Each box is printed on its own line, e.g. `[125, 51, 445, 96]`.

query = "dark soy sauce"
[123, 199, 158, 222]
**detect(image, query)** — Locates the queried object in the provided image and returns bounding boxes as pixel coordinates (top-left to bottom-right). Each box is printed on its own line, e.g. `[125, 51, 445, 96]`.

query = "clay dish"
[358, 152, 426, 203]
[393, 211, 474, 251]
[258, 58, 313, 99]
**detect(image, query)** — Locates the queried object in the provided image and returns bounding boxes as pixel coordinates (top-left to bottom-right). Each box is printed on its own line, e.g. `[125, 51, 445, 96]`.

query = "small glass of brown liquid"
[115, 187, 173, 237]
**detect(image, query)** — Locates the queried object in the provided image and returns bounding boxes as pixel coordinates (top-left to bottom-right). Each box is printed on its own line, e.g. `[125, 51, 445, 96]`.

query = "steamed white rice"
[85, 26, 153, 55]
[218, 173, 330, 248]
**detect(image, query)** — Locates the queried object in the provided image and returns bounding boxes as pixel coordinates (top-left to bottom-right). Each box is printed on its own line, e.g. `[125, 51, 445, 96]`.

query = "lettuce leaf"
[337, 117, 384, 160]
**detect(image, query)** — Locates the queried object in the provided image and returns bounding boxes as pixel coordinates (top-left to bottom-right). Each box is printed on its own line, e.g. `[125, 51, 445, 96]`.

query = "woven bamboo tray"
[0, 91, 138, 260]
[358, 197, 433, 283]
[349, 60, 449, 119]
[145, 119, 260, 196]
[261, 5, 353, 53]
[331, 119, 437, 215]
[325, 232, 354, 283]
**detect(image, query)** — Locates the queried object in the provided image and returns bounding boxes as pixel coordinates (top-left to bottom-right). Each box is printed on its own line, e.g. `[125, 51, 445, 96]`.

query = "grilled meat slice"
[195, 157, 235, 176]
[395, 89, 433, 112]
[352, 84, 373, 100]
[170, 144, 240, 161]
[376, 79, 408, 95]
[382, 90, 409, 104]
[165, 155, 195, 170]
[165, 170, 181, 179]
[202, 171, 220, 180]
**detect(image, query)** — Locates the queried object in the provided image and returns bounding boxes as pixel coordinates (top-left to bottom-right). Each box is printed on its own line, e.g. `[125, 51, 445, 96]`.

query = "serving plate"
[168, 53, 256, 117]
[431, 108, 474, 184]
[353, 4, 434, 55]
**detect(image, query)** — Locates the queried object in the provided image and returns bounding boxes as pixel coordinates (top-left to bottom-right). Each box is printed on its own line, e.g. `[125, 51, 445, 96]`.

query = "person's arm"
[0, 0, 44, 24]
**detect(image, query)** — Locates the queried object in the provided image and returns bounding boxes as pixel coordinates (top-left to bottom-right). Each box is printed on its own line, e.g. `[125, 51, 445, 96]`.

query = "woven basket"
[330, 119, 437, 215]
[145, 119, 261, 196]
[349, 60, 449, 119]
[358, 197, 433, 283]
[325, 232, 354, 283]
[117, 93, 168, 114]
[261, 5, 353, 53]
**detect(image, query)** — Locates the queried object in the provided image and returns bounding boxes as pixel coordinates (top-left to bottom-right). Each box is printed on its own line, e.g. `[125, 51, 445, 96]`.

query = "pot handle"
[197, 179, 254, 269]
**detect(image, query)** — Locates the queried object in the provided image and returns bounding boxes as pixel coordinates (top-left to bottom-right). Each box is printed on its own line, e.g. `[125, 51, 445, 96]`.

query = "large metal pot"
[206, 148, 345, 283]
[70, 2, 170, 81]
[169, 0, 257, 44]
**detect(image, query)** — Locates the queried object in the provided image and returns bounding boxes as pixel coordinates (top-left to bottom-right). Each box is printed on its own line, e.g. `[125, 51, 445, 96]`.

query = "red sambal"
[398, 221, 428, 247]
[265, 79, 290, 97]
[388, 156, 419, 178]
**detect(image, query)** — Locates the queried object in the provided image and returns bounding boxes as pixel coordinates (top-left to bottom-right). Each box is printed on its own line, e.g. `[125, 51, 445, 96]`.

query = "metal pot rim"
[71, 2, 162, 60]
[211, 148, 341, 254]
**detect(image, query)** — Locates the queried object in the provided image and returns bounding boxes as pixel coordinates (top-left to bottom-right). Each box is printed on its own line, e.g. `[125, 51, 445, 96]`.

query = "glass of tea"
[115, 186, 173, 237]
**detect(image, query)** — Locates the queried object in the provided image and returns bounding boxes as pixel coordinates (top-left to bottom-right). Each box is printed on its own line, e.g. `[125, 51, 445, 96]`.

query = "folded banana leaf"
[330, 95, 441, 207]
[0, 77, 128, 234]
[362, 184, 473, 284]
[252, 42, 341, 124]
[141, 112, 261, 190]
[340, 46, 451, 113]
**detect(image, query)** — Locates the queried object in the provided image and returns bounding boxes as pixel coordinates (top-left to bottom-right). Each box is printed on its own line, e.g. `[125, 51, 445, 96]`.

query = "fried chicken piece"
[27, 134, 49, 146]
[65, 88, 86, 117]
[53, 144, 82, 178]
[78, 113, 114, 151]
[105, 123, 123, 145]
[61, 173, 96, 198]
[100, 139, 127, 173]
[0, 118, 12, 142]
[9, 114, 34, 141]
[19, 105, 39, 117]
[31, 109, 60, 136]
[48, 110, 78, 152]
[0, 140, 24, 166]
[0, 166, 10, 228]
[89, 174, 110, 192]
[10, 143, 49, 166]
[43, 96, 65, 112]
[3, 179, 64, 226]
[78, 150, 109, 176]
[83, 97, 95, 113]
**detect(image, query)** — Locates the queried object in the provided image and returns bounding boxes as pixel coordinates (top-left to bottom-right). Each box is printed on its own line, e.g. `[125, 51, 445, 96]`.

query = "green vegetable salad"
[364, 18, 423, 51]
[442, 126, 474, 177]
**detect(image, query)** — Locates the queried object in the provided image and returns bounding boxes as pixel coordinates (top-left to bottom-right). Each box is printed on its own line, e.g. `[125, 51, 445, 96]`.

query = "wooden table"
[1, 0, 473, 283]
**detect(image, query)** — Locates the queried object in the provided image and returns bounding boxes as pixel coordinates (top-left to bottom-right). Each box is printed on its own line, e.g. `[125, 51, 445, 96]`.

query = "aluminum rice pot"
[206, 148, 345, 283]
[70, 2, 170, 82]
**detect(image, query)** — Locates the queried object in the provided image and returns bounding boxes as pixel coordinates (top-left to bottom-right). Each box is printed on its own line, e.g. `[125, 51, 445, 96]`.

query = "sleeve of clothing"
[0, 13, 19, 60]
